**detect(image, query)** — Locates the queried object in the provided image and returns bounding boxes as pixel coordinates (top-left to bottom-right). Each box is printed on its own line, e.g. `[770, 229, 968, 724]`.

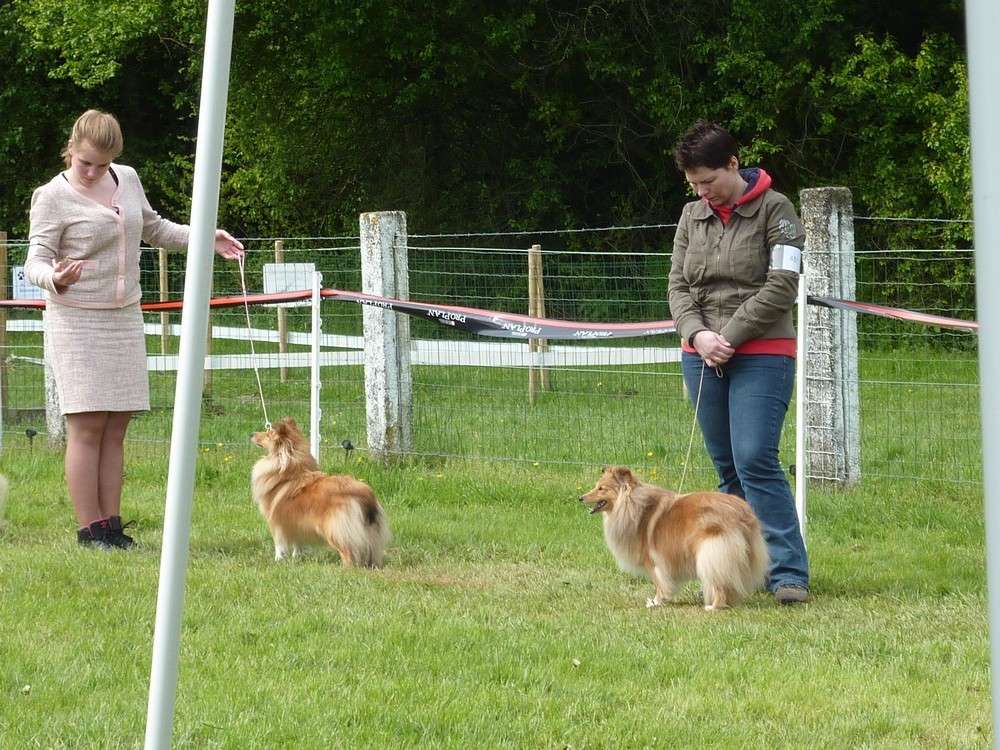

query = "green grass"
[0, 447, 990, 749]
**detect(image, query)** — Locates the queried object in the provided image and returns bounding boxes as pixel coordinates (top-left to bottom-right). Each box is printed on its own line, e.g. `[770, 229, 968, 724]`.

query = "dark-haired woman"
[668, 120, 809, 605]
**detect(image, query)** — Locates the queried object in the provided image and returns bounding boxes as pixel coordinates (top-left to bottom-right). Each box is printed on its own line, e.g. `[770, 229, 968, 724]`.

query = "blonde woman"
[26, 109, 244, 548]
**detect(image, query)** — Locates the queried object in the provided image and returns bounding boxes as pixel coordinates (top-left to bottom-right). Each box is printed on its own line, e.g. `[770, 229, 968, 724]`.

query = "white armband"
[769, 244, 801, 274]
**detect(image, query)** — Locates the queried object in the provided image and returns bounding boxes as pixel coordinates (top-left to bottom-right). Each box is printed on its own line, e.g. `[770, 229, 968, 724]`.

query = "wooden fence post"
[204, 275, 213, 398]
[275, 240, 289, 383]
[527, 244, 550, 402]
[0, 231, 8, 423]
[159, 248, 170, 355]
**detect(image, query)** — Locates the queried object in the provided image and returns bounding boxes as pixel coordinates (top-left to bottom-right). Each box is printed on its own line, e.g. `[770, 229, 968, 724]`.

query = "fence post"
[275, 240, 289, 382]
[527, 244, 550, 404]
[159, 248, 170, 355]
[43, 315, 65, 446]
[0, 231, 8, 426]
[204, 275, 213, 399]
[310, 270, 323, 462]
[528, 244, 540, 404]
[359, 211, 412, 461]
[800, 187, 860, 485]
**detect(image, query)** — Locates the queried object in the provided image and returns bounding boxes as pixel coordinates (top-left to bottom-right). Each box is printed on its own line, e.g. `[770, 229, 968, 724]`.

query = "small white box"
[262, 263, 316, 308]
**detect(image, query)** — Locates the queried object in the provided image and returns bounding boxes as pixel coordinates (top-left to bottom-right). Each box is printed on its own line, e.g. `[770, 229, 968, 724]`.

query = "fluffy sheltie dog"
[250, 418, 390, 567]
[579, 466, 768, 611]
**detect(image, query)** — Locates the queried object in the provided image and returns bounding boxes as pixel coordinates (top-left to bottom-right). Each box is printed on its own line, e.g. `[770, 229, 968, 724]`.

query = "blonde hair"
[61, 109, 124, 167]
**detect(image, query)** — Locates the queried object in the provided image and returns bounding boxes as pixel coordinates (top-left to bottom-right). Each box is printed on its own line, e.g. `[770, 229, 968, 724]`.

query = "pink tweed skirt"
[44, 301, 149, 415]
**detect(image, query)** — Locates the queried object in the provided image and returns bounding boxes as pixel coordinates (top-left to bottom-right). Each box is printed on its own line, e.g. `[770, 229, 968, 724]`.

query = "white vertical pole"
[143, 1, 235, 747]
[965, 1, 1000, 744]
[795, 265, 808, 542]
[310, 271, 323, 461]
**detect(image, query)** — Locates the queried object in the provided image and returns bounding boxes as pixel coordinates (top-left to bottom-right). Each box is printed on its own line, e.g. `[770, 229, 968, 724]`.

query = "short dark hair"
[673, 120, 739, 171]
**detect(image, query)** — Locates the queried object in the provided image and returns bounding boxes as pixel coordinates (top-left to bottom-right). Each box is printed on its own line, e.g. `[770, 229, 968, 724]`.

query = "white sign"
[12, 266, 44, 300]
[262, 263, 316, 308]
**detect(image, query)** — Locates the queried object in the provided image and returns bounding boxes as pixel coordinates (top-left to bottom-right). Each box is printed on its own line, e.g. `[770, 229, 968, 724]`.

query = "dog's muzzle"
[579, 497, 606, 514]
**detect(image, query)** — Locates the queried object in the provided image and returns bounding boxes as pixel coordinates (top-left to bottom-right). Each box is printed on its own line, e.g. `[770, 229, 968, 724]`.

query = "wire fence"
[850, 217, 978, 484]
[0, 209, 982, 490]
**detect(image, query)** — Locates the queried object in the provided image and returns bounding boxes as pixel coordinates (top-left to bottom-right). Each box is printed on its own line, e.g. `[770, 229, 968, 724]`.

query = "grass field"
[0, 440, 990, 749]
[0, 313, 989, 748]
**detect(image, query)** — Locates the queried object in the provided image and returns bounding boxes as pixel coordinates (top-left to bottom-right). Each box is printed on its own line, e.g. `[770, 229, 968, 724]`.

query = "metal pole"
[310, 271, 323, 461]
[144, 1, 235, 747]
[966, 1, 1000, 745]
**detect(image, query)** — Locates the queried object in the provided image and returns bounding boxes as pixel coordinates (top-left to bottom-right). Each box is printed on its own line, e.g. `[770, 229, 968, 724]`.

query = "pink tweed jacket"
[26, 164, 189, 309]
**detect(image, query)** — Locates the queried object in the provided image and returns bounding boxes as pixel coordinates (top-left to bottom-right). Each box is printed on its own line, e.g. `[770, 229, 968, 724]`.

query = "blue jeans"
[681, 352, 809, 591]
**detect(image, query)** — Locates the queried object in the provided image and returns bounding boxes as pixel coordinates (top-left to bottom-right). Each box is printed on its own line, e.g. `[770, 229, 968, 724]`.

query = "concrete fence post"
[359, 211, 412, 460]
[42, 313, 65, 446]
[800, 187, 861, 485]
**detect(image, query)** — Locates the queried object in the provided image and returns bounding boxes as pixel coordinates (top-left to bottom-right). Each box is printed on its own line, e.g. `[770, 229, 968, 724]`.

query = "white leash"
[677, 360, 713, 495]
[236, 253, 271, 429]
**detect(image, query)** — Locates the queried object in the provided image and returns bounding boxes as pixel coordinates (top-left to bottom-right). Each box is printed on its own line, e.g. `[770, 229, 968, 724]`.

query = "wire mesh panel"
[0, 240, 47, 453]
[849, 217, 979, 484]
[401, 228, 727, 487]
[0, 216, 982, 489]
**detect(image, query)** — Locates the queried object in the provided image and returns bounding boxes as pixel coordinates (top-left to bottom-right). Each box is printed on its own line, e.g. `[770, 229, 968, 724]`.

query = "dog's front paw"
[645, 597, 662, 609]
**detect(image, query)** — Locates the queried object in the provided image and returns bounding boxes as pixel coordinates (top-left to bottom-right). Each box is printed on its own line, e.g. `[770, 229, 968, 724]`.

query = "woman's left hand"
[214, 229, 245, 260]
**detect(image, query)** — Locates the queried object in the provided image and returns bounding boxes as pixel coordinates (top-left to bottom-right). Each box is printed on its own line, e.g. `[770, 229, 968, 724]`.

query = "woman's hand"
[213, 229, 245, 260]
[51, 259, 85, 291]
[692, 330, 734, 367]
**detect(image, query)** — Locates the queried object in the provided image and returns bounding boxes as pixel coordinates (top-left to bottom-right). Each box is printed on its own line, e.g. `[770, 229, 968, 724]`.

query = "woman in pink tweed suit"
[26, 109, 244, 549]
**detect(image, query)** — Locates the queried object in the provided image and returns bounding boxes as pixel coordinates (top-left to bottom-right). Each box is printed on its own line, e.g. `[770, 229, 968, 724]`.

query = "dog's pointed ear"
[611, 466, 637, 487]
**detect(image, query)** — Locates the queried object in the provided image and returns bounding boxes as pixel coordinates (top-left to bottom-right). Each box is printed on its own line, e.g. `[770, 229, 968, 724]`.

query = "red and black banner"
[807, 295, 978, 332]
[320, 289, 676, 339]
[0, 289, 979, 337]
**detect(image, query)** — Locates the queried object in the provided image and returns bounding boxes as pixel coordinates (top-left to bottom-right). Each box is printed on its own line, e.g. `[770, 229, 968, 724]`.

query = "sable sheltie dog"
[250, 418, 390, 567]
[579, 466, 768, 611]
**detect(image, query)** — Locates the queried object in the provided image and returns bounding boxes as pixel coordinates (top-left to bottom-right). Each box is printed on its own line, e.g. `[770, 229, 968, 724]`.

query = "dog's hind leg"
[272, 530, 291, 561]
[646, 565, 677, 608]
[334, 545, 354, 567]
[704, 585, 730, 612]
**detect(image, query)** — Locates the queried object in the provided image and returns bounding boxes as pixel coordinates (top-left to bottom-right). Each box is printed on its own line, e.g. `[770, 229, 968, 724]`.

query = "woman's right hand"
[692, 330, 734, 367]
[52, 259, 85, 291]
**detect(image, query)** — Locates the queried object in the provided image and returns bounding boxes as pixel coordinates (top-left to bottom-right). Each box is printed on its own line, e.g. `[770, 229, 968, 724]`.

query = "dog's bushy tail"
[328, 500, 391, 568]
[696, 528, 769, 604]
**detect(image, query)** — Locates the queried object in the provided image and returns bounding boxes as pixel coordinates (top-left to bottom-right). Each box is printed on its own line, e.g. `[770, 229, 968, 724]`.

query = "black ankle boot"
[77, 520, 113, 549]
[106, 516, 135, 549]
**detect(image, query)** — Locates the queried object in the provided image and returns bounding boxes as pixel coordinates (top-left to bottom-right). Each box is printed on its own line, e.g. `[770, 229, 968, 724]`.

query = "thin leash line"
[677, 360, 709, 495]
[236, 253, 271, 429]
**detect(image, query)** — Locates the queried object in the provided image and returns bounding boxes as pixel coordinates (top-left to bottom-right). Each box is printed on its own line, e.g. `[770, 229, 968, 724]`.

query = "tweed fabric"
[44, 300, 149, 414]
[26, 163, 189, 307]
